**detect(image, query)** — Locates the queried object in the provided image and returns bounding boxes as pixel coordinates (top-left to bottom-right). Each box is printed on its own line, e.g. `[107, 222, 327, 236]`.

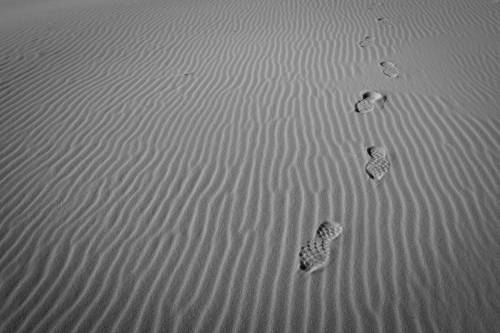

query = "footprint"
[359, 36, 373, 48]
[365, 146, 391, 180]
[380, 61, 400, 78]
[299, 221, 343, 272]
[376, 17, 393, 27]
[316, 221, 343, 241]
[368, 2, 384, 10]
[355, 98, 375, 113]
[355, 91, 387, 113]
[368, 146, 387, 159]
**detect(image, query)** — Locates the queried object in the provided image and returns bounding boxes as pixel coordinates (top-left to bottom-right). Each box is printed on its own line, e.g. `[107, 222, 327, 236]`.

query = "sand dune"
[1, 0, 500, 332]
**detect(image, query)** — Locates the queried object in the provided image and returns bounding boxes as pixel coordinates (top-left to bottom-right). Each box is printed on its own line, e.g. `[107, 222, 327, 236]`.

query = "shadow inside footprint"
[299, 221, 343, 273]
[355, 91, 387, 113]
[367, 146, 387, 159]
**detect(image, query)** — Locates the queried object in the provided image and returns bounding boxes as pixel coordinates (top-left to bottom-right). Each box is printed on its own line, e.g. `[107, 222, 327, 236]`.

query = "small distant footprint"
[355, 91, 387, 113]
[365, 146, 391, 180]
[359, 36, 374, 48]
[368, 2, 384, 10]
[376, 17, 393, 27]
[299, 221, 343, 272]
[380, 61, 400, 78]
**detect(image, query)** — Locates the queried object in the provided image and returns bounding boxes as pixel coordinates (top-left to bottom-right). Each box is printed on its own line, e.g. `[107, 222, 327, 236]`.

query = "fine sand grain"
[1, 0, 500, 332]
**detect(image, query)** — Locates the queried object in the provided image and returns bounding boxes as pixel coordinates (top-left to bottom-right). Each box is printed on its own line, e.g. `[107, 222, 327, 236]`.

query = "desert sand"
[1, 0, 499, 332]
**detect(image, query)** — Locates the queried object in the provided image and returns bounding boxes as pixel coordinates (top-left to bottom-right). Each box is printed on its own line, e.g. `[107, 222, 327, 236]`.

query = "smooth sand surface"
[1, 0, 500, 332]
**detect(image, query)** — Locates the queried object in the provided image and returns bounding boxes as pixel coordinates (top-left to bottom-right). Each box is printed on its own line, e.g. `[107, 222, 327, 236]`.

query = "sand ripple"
[1, 0, 500, 332]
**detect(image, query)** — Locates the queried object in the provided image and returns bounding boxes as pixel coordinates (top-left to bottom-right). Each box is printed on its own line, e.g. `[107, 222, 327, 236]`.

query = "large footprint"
[365, 146, 391, 180]
[355, 91, 387, 113]
[299, 221, 343, 272]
